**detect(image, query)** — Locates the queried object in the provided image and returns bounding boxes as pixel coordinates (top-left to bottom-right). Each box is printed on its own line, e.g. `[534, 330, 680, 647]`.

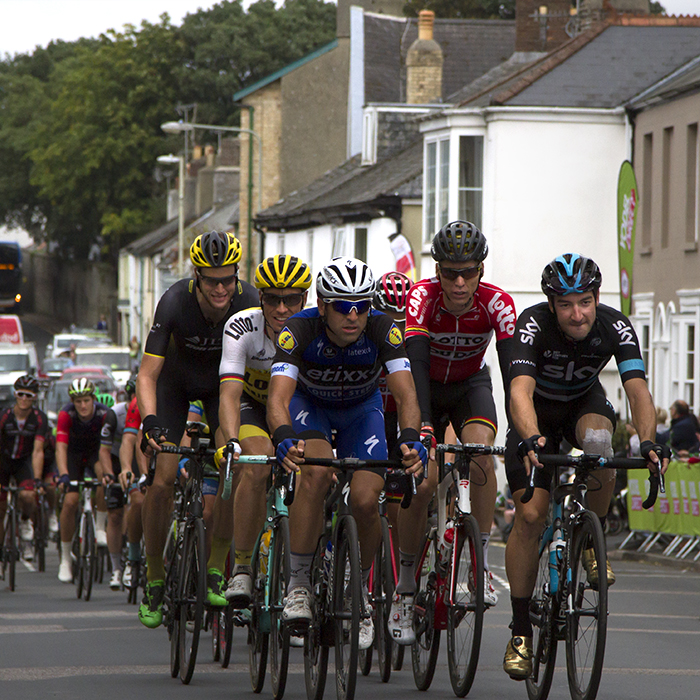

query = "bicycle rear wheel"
[526, 532, 558, 700]
[6, 507, 18, 591]
[411, 531, 440, 691]
[35, 498, 47, 572]
[374, 514, 394, 682]
[391, 642, 405, 671]
[178, 518, 207, 684]
[249, 528, 269, 693]
[83, 515, 96, 601]
[334, 516, 361, 700]
[270, 517, 291, 700]
[566, 510, 607, 700]
[447, 514, 484, 697]
[219, 606, 234, 668]
[304, 537, 329, 700]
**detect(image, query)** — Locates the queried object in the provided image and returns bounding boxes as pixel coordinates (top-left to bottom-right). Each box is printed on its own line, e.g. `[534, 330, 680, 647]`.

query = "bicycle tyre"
[375, 514, 394, 683]
[447, 514, 484, 697]
[7, 505, 17, 591]
[359, 645, 373, 677]
[391, 642, 405, 671]
[179, 517, 207, 684]
[270, 517, 291, 700]
[249, 528, 269, 693]
[168, 539, 181, 680]
[219, 606, 234, 668]
[83, 514, 96, 601]
[565, 510, 608, 700]
[35, 499, 47, 572]
[526, 530, 558, 700]
[304, 537, 329, 700]
[411, 531, 441, 691]
[75, 519, 85, 599]
[334, 516, 361, 700]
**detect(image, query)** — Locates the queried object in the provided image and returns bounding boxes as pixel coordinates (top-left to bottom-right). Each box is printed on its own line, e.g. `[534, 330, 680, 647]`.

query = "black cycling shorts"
[0, 455, 34, 499]
[66, 450, 99, 493]
[505, 381, 617, 494]
[240, 396, 270, 441]
[430, 366, 498, 442]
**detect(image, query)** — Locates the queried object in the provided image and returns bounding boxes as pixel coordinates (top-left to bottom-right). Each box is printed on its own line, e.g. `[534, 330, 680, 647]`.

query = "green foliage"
[649, 2, 666, 14]
[404, 0, 515, 19]
[0, 0, 336, 259]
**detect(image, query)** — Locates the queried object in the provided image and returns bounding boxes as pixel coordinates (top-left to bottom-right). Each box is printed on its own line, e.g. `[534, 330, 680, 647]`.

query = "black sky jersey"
[144, 277, 258, 376]
[0, 406, 49, 460]
[510, 302, 646, 402]
[271, 308, 411, 408]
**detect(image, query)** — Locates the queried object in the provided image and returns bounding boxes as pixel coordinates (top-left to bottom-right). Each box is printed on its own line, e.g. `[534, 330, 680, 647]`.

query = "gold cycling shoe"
[503, 636, 533, 680]
[582, 548, 615, 589]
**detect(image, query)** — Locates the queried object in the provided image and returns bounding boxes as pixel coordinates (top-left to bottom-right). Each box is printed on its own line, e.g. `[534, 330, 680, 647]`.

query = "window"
[278, 234, 286, 255]
[642, 133, 653, 250]
[640, 322, 650, 379]
[354, 227, 367, 262]
[458, 136, 483, 228]
[306, 230, 314, 264]
[672, 319, 698, 412]
[425, 141, 437, 243]
[424, 139, 449, 245]
[332, 227, 346, 257]
[687, 123, 698, 247]
[661, 127, 673, 249]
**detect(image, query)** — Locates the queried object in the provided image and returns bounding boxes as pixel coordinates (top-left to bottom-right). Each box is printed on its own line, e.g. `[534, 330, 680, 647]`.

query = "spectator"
[655, 406, 668, 443]
[129, 335, 140, 372]
[658, 400, 700, 456]
[96, 314, 108, 331]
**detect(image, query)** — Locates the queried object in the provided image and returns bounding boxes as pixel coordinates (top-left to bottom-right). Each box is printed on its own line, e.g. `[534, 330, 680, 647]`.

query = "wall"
[24, 250, 117, 336]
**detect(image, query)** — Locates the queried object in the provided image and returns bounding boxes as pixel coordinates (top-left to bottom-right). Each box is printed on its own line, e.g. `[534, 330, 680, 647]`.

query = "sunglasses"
[324, 298, 372, 315]
[261, 292, 304, 308]
[438, 264, 482, 281]
[16, 392, 36, 399]
[198, 270, 238, 288]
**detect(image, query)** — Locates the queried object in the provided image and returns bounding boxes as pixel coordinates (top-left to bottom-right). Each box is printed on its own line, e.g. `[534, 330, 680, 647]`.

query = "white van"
[0, 342, 39, 408]
[73, 346, 132, 387]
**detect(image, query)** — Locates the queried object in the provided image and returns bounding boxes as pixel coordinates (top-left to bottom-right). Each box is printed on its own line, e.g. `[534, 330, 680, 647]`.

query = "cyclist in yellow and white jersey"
[217, 255, 311, 607]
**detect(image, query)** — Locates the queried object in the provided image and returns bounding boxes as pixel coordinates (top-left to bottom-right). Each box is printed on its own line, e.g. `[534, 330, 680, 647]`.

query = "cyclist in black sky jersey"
[502, 253, 670, 680]
[136, 230, 258, 628]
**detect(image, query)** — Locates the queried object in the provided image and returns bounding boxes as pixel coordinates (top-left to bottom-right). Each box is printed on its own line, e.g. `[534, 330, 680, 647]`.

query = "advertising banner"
[617, 161, 638, 317]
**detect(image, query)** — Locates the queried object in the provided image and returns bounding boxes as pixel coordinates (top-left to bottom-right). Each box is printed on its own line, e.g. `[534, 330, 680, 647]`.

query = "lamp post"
[157, 154, 185, 276]
[161, 120, 263, 282]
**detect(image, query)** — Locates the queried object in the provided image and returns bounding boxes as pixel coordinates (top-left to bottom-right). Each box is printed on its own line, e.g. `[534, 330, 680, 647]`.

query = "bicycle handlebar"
[435, 443, 506, 457]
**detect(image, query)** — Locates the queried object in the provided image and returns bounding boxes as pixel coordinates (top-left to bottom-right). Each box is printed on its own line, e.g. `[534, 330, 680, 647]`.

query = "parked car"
[72, 346, 132, 387]
[42, 356, 73, 380]
[0, 342, 40, 409]
[42, 372, 118, 422]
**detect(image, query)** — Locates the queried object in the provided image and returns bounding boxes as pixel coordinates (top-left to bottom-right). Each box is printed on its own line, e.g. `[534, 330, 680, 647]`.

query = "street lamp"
[157, 154, 186, 276]
[161, 120, 263, 282]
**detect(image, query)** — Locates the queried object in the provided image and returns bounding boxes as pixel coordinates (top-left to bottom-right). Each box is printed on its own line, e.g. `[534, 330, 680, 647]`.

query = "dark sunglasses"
[324, 298, 372, 315]
[438, 264, 482, 282]
[197, 270, 238, 288]
[261, 292, 304, 308]
[16, 391, 36, 399]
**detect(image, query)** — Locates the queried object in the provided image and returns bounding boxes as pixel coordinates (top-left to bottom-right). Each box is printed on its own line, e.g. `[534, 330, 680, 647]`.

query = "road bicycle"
[412, 443, 505, 697]
[1, 480, 22, 590]
[33, 485, 51, 572]
[302, 456, 417, 700]
[523, 452, 662, 700]
[69, 477, 100, 601]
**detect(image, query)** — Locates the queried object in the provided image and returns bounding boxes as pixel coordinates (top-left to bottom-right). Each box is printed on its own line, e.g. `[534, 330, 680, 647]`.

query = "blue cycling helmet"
[541, 254, 602, 297]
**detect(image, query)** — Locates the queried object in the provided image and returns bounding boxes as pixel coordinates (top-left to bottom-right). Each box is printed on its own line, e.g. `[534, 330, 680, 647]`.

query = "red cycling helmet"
[373, 271, 413, 315]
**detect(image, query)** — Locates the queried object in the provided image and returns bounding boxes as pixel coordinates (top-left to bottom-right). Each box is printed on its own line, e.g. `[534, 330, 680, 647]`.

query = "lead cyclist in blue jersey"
[266, 257, 428, 651]
[502, 253, 670, 680]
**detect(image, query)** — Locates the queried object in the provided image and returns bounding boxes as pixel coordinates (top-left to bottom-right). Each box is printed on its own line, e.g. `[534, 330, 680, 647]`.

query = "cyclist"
[218, 254, 311, 607]
[502, 253, 670, 680]
[401, 220, 516, 633]
[267, 256, 427, 650]
[55, 378, 110, 583]
[136, 230, 258, 628]
[118, 390, 147, 589]
[0, 375, 48, 558]
[98, 383, 135, 590]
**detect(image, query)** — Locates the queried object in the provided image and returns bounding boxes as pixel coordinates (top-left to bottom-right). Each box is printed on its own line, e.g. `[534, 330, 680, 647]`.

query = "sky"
[0, 0, 698, 58]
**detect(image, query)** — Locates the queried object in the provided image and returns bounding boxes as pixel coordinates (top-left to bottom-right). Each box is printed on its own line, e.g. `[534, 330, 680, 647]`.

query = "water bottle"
[259, 530, 272, 575]
[439, 522, 455, 567]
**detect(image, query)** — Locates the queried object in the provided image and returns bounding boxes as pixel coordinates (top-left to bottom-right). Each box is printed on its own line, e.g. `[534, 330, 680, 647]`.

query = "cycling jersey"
[219, 306, 275, 405]
[0, 406, 48, 460]
[271, 308, 410, 408]
[100, 401, 129, 457]
[509, 302, 646, 402]
[123, 396, 141, 435]
[56, 402, 109, 454]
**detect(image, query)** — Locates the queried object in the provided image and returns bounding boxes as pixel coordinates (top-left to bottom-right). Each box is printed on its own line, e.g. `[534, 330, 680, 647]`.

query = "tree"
[403, 0, 515, 19]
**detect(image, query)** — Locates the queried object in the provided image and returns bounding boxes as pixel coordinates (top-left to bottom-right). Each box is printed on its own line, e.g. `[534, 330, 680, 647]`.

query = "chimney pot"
[418, 10, 435, 41]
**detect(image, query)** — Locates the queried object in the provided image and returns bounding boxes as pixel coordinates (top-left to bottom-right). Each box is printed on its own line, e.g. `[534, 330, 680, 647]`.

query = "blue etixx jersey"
[271, 308, 410, 408]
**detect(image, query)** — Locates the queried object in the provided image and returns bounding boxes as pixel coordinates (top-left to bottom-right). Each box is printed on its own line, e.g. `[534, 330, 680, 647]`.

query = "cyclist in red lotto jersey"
[401, 221, 515, 630]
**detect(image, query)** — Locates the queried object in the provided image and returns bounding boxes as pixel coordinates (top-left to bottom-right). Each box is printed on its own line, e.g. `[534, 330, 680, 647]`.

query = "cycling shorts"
[0, 455, 34, 501]
[240, 396, 270, 442]
[66, 451, 99, 493]
[106, 482, 126, 510]
[289, 390, 389, 466]
[429, 366, 497, 441]
[505, 381, 617, 494]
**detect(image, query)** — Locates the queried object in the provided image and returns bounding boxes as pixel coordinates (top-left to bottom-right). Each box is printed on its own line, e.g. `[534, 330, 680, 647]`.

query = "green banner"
[627, 461, 700, 536]
[617, 161, 638, 317]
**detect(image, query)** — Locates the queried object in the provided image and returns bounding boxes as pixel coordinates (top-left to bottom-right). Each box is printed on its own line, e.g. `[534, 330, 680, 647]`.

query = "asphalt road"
[1, 538, 698, 700]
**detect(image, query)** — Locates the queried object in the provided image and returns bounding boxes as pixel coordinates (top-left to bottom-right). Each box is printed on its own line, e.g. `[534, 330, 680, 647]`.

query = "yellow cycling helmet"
[190, 231, 242, 268]
[255, 255, 311, 290]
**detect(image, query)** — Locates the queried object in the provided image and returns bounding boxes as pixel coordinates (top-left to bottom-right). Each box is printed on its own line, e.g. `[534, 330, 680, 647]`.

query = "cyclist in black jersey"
[0, 375, 47, 556]
[136, 230, 258, 628]
[502, 254, 670, 680]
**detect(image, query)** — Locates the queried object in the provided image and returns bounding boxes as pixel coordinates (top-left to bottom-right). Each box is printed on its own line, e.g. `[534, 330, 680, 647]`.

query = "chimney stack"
[406, 10, 443, 104]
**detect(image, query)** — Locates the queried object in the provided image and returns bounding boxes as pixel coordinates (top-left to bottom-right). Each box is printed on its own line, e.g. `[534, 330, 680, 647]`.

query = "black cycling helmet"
[541, 253, 602, 297]
[14, 375, 39, 393]
[125, 378, 136, 398]
[190, 231, 242, 268]
[431, 221, 488, 263]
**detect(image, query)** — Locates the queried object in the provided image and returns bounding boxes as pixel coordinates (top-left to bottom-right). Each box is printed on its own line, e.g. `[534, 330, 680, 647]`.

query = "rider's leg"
[576, 413, 616, 518]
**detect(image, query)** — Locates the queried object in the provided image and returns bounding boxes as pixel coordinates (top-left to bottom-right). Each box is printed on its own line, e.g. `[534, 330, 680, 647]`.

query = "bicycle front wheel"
[83, 515, 96, 601]
[411, 530, 440, 691]
[447, 514, 484, 697]
[566, 510, 607, 700]
[375, 515, 394, 683]
[304, 537, 328, 700]
[35, 500, 47, 572]
[249, 528, 269, 693]
[526, 532, 557, 700]
[334, 516, 361, 700]
[270, 517, 291, 700]
[6, 507, 18, 591]
[178, 518, 207, 684]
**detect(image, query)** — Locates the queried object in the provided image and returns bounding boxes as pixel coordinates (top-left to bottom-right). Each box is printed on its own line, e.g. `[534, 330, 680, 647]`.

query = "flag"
[388, 233, 417, 281]
[617, 161, 638, 316]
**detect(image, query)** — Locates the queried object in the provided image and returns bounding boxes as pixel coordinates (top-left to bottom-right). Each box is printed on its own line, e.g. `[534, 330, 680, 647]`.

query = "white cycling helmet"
[316, 257, 375, 300]
[68, 377, 96, 398]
